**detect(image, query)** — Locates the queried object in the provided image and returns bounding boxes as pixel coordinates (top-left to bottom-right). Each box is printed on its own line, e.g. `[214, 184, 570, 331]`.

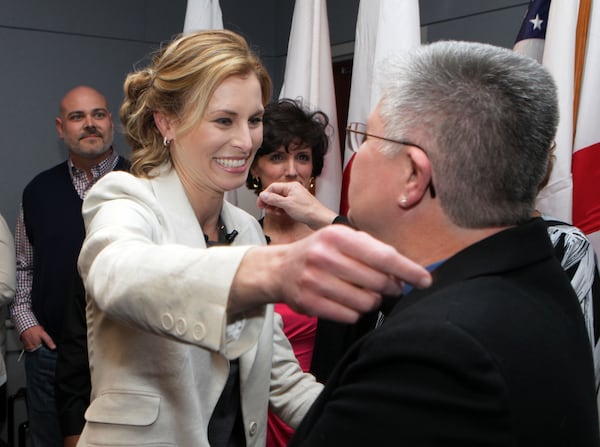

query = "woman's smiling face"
[170, 73, 265, 194]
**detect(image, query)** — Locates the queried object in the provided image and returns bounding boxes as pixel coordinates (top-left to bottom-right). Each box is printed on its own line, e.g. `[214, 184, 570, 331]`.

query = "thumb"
[258, 190, 285, 208]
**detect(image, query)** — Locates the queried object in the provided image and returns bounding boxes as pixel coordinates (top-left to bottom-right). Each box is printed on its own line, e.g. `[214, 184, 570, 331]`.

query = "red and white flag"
[279, 0, 342, 213]
[340, 0, 421, 215]
[515, 0, 600, 253]
[571, 0, 600, 252]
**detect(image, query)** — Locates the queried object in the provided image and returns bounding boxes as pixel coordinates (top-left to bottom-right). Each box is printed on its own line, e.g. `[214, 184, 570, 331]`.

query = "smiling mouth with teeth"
[215, 158, 247, 169]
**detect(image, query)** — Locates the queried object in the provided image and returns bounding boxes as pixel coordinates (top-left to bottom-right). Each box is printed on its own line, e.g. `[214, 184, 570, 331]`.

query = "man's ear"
[55, 117, 64, 139]
[399, 146, 434, 207]
[153, 111, 173, 140]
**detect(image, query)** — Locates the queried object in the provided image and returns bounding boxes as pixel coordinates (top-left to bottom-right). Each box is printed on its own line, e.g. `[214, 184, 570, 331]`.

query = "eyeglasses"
[345, 122, 436, 198]
[345, 122, 426, 154]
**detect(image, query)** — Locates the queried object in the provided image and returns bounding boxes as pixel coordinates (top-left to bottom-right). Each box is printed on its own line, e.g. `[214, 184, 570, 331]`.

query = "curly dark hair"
[246, 98, 329, 191]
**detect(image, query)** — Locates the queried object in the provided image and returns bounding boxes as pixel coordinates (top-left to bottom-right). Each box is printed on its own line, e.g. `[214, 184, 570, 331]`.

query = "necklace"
[204, 217, 237, 247]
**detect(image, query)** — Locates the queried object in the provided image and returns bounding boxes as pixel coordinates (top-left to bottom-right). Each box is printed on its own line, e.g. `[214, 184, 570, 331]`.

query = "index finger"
[41, 332, 57, 350]
[330, 226, 432, 290]
[261, 182, 292, 196]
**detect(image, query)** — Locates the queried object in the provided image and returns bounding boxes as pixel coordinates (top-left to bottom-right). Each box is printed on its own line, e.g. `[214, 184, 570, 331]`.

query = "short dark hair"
[246, 98, 329, 191]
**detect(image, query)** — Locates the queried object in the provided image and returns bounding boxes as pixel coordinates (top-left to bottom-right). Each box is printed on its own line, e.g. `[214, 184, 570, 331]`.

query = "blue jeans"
[25, 345, 62, 447]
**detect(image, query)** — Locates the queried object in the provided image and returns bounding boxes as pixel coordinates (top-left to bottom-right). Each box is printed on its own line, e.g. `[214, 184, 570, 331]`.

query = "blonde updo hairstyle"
[120, 29, 273, 177]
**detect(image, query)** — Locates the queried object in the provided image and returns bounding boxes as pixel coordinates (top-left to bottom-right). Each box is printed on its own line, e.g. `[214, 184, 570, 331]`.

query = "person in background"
[0, 213, 16, 432]
[535, 149, 600, 402]
[253, 105, 377, 387]
[9, 85, 129, 447]
[247, 98, 328, 244]
[246, 98, 337, 447]
[76, 30, 430, 447]
[55, 274, 89, 447]
[543, 218, 600, 385]
[285, 41, 598, 445]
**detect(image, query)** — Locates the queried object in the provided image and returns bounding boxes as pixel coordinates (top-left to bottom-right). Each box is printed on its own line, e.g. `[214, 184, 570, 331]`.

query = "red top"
[267, 304, 318, 447]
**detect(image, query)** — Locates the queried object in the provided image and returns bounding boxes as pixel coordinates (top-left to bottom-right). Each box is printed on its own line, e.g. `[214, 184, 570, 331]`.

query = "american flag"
[514, 0, 600, 254]
[513, 0, 551, 63]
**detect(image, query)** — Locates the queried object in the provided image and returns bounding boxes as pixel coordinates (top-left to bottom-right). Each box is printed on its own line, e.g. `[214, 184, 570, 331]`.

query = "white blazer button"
[249, 421, 258, 436]
[161, 313, 174, 330]
[192, 323, 206, 341]
[175, 318, 187, 335]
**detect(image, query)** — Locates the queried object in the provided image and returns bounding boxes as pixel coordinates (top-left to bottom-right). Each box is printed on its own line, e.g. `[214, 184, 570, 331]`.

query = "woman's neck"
[173, 163, 227, 241]
[184, 186, 224, 241]
[262, 212, 313, 245]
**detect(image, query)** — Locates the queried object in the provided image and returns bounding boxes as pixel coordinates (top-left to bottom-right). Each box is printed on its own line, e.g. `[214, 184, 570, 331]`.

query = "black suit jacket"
[290, 218, 599, 446]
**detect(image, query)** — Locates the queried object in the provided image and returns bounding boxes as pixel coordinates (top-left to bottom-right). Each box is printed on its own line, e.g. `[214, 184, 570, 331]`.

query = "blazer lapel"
[150, 165, 207, 248]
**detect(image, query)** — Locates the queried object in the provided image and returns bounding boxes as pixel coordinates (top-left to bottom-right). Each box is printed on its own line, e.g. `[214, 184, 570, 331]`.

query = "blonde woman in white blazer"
[76, 30, 431, 447]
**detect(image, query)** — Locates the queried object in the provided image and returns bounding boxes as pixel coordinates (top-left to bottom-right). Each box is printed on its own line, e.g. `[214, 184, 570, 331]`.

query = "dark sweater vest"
[22, 157, 129, 341]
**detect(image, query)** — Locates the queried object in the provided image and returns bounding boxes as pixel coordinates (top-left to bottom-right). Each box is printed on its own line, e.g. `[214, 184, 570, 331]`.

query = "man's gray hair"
[378, 40, 559, 228]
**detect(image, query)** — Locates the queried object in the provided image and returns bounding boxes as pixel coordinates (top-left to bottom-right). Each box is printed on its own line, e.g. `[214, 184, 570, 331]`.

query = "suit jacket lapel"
[150, 165, 207, 248]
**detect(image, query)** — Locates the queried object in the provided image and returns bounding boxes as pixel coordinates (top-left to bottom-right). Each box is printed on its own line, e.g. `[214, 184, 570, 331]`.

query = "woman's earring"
[309, 177, 316, 194]
[251, 176, 261, 190]
[400, 196, 409, 207]
[163, 137, 171, 148]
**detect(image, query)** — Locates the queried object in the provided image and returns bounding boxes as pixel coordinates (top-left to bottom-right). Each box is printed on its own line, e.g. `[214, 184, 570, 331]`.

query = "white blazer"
[77, 166, 322, 446]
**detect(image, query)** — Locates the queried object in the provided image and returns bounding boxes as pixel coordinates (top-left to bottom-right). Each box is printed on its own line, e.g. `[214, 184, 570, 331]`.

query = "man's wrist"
[14, 317, 39, 337]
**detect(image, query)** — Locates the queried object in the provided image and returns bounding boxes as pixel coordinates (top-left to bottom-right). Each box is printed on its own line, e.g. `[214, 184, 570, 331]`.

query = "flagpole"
[573, 0, 591, 134]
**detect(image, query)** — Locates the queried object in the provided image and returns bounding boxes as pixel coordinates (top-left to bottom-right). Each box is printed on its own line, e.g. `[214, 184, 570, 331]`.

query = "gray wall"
[0, 0, 187, 228]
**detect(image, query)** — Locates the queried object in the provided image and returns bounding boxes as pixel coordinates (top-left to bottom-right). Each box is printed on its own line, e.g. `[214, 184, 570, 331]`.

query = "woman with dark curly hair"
[247, 98, 329, 239]
[247, 99, 343, 447]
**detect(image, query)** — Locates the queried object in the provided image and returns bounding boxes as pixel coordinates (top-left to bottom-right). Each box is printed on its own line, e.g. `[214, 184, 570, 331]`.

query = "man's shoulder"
[22, 162, 71, 203]
[379, 267, 575, 353]
[25, 161, 69, 188]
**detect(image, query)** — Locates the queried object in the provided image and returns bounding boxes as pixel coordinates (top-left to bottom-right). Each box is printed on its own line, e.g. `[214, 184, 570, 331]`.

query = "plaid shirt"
[9, 150, 120, 336]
